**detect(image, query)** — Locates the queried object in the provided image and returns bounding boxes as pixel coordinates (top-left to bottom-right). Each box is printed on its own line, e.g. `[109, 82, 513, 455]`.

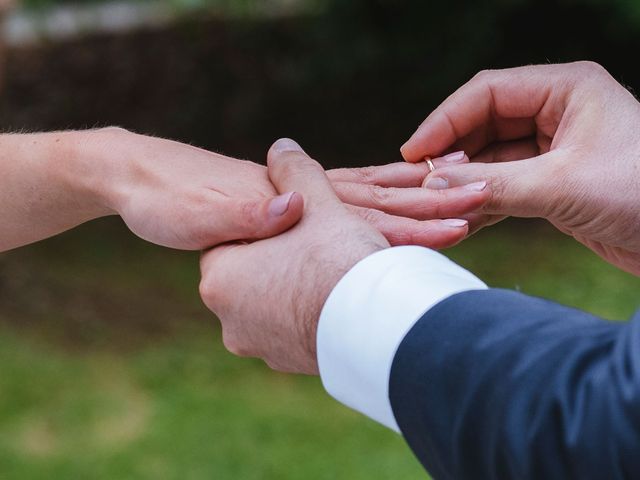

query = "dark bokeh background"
[4, 0, 640, 166]
[1, 1, 640, 479]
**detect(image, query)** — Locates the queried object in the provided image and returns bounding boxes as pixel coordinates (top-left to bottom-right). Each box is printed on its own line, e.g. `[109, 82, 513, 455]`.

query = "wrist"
[56, 128, 132, 219]
[306, 239, 388, 372]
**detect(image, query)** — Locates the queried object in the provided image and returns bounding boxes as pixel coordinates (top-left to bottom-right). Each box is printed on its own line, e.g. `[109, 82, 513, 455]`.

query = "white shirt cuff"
[316, 246, 487, 432]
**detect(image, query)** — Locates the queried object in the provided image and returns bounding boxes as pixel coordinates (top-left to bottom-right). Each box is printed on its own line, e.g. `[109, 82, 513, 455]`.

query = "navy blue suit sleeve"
[389, 289, 640, 480]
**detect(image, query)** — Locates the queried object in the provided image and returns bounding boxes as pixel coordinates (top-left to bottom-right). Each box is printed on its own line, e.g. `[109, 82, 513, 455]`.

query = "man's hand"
[401, 62, 640, 274]
[199, 138, 390, 374]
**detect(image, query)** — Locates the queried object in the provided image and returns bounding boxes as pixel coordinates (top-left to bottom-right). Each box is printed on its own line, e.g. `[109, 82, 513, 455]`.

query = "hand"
[328, 153, 488, 248]
[401, 62, 640, 275]
[199, 138, 390, 374]
[0, 127, 486, 252]
[71, 128, 487, 251]
[72, 128, 303, 250]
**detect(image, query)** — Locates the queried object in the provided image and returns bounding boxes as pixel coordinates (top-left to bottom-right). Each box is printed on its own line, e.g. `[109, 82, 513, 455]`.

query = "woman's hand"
[71, 128, 304, 250]
[401, 62, 640, 275]
[86, 128, 488, 250]
[0, 128, 488, 252]
[327, 152, 488, 249]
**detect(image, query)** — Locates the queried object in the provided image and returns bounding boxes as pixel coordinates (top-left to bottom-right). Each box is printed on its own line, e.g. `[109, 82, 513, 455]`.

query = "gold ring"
[426, 159, 435, 173]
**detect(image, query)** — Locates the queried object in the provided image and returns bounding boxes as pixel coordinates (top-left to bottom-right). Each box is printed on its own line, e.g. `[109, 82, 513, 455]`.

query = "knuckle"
[572, 60, 605, 74]
[368, 185, 394, 208]
[198, 277, 209, 301]
[198, 255, 228, 307]
[358, 207, 383, 225]
[222, 331, 251, 357]
[330, 181, 350, 199]
[472, 69, 494, 83]
[198, 275, 219, 307]
[264, 358, 283, 372]
[570, 61, 612, 85]
[355, 166, 378, 184]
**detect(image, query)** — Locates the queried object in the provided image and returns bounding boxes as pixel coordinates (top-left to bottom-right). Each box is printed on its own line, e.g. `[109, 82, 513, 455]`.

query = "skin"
[200, 138, 389, 374]
[0, 127, 488, 253]
[401, 61, 640, 275]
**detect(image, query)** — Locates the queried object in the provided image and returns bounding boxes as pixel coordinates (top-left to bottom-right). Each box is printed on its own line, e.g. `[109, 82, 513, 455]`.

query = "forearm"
[390, 290, 640, 479]
[0, 129, 118, 251]
[317, 248, 640, 479]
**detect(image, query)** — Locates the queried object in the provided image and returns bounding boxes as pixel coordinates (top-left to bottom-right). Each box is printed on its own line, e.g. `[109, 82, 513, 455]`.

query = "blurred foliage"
[5, 0, 640, 168]
[18, 0, 325, 15]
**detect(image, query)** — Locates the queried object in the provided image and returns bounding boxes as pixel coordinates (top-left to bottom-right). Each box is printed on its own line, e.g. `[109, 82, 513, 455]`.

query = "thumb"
[423, 151, 564, 218]
[204, 192, 304, 248]
[267, 138, 342, 207]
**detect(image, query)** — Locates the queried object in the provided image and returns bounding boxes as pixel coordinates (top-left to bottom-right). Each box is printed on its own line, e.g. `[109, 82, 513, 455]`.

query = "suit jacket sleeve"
[389, 288, 640, 480]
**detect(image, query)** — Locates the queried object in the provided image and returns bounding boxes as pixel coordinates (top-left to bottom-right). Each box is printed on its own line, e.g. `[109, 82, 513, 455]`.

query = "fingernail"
[442, 219, 468, 228]
[268, 192, 295, 217]
[443, 151, 465, 163]
[273, 138, 303, 153]
[463, 181, 487, 192]
[424, 177, 449, 190]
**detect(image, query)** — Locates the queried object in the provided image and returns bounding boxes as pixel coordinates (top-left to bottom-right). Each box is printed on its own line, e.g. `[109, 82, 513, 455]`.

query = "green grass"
[0, 217, 639, 479]
[0, 330, 422, 479]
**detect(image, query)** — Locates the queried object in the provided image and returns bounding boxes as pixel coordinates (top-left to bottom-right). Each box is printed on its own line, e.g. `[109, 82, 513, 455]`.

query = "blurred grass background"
[2, 220, 640, 480]
[1, 0, 640, 478]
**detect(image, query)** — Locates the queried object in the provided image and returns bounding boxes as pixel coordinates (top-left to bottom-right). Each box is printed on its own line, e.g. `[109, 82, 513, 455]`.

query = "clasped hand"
[402, 61, 640, 275]
[201, 61, 640, 374]
[87, 128, 487, 251]
[200, 138, 391, 374]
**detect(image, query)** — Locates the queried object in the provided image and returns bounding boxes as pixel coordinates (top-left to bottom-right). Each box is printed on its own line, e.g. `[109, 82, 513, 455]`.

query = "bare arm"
[0, 130, 114, 251]
[0, 127, 303, 251]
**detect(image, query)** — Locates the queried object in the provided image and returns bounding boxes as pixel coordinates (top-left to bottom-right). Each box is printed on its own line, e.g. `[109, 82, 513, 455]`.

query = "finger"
[400, 64, 570, 162]
[429, 151, 470, 168]
[199, 242, 243, 313]
[267, 138, 341, 206]
[421, 141, 537, 188]
[197, 192, 305, 249]
[349, 205, 469, 249]
[422, 150, 564, 218]
[333, 180, 489, 220]
[327, 162, 432, 188]
[327, 154, 468, 188]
